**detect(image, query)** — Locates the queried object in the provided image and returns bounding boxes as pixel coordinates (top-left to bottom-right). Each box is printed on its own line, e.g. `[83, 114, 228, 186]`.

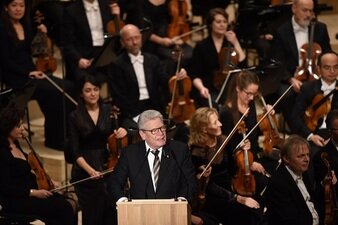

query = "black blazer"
[272, 19, 331, 81]
[265, 164, 318, 225]
[62, 0, 112, 65]
[110, 140, 196, 202]
[292, 79, 338, 138]
[109, 51, 166, 118]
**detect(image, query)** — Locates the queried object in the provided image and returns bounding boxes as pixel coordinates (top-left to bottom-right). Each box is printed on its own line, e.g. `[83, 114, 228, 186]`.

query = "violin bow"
[50, 168, 115, 193]
[171, 25, 206, 43]
[234, 84, 294, 153]
[42, 74, 78, 106]
[198, 107, 250, 179]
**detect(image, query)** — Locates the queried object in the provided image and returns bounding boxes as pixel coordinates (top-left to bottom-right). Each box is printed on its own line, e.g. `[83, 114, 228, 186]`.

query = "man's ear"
[139, 130, 146, 140]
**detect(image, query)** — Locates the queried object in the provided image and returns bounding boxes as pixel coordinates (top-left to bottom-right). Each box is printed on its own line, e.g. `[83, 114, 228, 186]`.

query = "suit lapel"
[287, 21, 300, 63]
[77, 3, 93, 42]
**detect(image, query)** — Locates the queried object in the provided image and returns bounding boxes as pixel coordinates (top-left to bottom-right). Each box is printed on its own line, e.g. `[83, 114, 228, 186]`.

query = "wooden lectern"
[116, 199, 191, 225]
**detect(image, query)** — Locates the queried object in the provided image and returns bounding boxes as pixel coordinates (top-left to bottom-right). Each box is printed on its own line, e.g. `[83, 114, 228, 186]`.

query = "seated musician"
[292, 51, 338, 185]
[62, 0, 120, 83]
[265, 135, 320, 225]
[0, 0, 75, 150]
[68, 74, 127, 225]
[219, 71, 276, 176]
[189, 107, 262, 225]
[119, 0, 193, 74]
[313, 109, 338, 224]
[108, 24, 187, 129]
[187, 8, 246, 108]
[0, 105, 75, 225]
[269, 0, 331, 132]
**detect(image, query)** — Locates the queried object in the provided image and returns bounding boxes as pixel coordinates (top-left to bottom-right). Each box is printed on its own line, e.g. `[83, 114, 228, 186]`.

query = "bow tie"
[130, 55, 144, 64]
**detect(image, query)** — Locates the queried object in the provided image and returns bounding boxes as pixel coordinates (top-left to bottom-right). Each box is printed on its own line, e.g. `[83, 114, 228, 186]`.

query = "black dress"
[0, 21, 75, 150]
[68, 103, 117, 225]
[0, 142, 74, 225]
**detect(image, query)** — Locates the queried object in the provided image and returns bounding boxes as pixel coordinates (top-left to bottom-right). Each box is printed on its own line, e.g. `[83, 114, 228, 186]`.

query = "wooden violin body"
[232, 122, 256, 196]
[168, 75, 196, 123]
[321, 152, 338, 225]
[305, 89, 335, 132]
[25, 137, 55, 190]
[295, 20, 322, 82]
[213, 44, 239, 91]
[32, 11, 57, 74]
[106, 0, 124, 36]
[167, 0, 190, 42]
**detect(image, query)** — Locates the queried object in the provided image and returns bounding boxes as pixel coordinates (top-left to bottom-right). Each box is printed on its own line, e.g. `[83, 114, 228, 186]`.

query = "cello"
[232, 121, 256, 196]
[167, 0, 190, 43]
[295, 19, 322, 81]
[106, 106, 128, 169]
[167, 45, 195, 123]
[321, 152, 338, 225]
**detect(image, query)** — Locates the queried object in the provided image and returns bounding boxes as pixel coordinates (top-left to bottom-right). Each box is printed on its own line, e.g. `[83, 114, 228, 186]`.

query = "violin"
[167, 45, 195, 123]
[32, 11, 57, 74]
[321, 152, 338, 225]
[106, 0, 124, 35]
[167, 0, 190, 42]
[106, 107, 128, 169]
[257, 94, 284, 156]
[305, 87, 337, 132]
[295, 19, 322, 82]
[232, 121, 256, 196]
[24, 136, 55, 190]
[213, 24, 239, 91]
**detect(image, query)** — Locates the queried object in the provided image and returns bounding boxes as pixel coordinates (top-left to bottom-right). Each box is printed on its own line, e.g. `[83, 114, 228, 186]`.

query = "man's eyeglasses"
[141, 125, 167, 135]
[242, 89, 258, 97]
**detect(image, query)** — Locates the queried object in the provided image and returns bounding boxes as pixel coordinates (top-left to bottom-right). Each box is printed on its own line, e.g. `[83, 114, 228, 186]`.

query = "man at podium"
[110, 109, 196, 203]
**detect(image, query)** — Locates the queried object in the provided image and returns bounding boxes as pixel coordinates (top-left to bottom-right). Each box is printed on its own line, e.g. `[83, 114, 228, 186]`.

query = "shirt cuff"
[307, 133, 314, 141]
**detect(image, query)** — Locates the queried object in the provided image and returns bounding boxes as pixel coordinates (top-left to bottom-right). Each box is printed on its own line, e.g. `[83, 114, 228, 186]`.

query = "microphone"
[130, 148, 151, 201]
[171, 150, 189, 201]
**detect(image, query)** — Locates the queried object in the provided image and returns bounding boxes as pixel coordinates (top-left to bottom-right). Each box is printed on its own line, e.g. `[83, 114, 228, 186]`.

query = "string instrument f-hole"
[232, 121, 256, 196]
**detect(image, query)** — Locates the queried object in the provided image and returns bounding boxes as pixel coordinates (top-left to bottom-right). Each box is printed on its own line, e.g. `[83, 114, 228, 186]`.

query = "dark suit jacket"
[272, 19, 331, 81]
[110, 140, 196, 202]
[265, 164, 319, 225]
[292, 79, 338, 138]
[62, 0, 112, 66]
[109, 51, 167, 118]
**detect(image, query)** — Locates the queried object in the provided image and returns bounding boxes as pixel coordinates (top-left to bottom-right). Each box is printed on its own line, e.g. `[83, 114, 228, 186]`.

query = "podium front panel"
[116, 199, 191, 225]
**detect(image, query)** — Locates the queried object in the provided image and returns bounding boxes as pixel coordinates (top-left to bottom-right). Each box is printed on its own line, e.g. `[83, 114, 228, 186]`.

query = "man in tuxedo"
[109, 24, 187, 129]
[62, 0, 120, 82]
[110, 109, 196, 202]
[270, 0, 331, 132]
[265, 135, 320, 225]
[313, 109, 338, 224]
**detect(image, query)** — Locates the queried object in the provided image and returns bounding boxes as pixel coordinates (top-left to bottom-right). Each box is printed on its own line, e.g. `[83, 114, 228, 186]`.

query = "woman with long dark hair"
[0, 105, 75, 225]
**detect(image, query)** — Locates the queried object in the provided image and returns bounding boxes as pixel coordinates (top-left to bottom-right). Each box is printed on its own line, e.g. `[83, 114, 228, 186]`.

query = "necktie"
[152, 150, 160, 189]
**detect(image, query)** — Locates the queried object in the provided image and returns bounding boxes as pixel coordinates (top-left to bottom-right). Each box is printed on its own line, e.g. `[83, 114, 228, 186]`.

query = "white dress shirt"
[83, 0, 104, 46]
[292, 16, 309, 66]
